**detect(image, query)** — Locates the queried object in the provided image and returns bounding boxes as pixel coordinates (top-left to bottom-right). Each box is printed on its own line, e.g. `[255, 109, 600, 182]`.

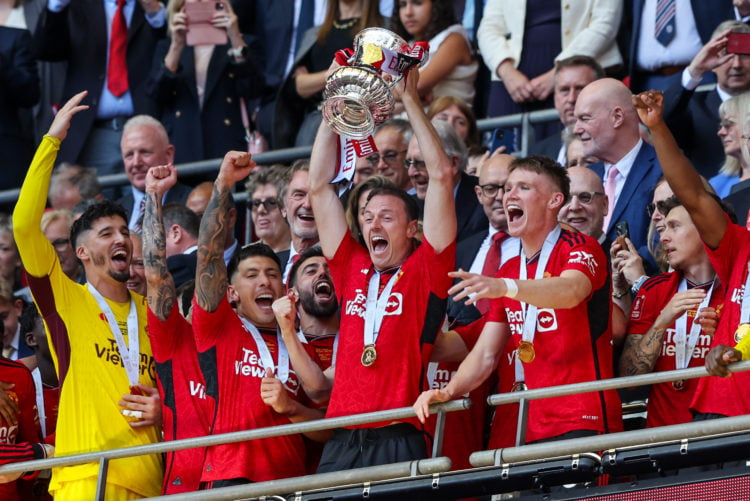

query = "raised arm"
[13, 91, 89, 277]
[633, 91, 727, 249]
[307, 121, 349, 259]
[398, 70, 456, 253]
[195, 151, 254, 312]
[143, 165, 179, 321]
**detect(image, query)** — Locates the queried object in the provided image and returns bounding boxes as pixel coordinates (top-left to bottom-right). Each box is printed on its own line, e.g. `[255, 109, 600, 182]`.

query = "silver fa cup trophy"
[322, 28, 427, 140]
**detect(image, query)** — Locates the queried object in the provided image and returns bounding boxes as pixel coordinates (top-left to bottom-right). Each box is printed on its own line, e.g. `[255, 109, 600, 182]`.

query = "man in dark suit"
[116, 115, 191, 230]
[662, 20, 750, 179]
[408, 121, 487, 243]
[574, 78, 662, 258]
[162, 203, 199, 289]
[447, 154, 516, 327]
[622, 0, 733, 92]
[0, 294, 34, 362]
[32, 0, 165, 185]
[530, 56, 604, 164]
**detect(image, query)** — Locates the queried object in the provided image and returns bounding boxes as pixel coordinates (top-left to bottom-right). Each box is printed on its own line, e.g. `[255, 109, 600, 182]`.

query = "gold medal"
[361, 344, 377, 367]
[511, 381, 527, 392]
[517, 341, 535, 363]
[671, 380, 686, 392]
[734, 323, 750, 344]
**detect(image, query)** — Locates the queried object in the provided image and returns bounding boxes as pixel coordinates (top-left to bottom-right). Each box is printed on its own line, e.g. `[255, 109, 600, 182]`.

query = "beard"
[109, 269, 130, 283]
[298, 288, 338, 318]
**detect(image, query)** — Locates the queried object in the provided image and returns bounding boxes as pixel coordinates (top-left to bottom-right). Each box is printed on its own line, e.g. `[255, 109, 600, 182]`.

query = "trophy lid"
[353, 28, 409, 66]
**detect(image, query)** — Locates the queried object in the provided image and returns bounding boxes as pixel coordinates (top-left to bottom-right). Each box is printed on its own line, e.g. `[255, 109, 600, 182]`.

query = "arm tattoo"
[195, 183, 232, 313]
[143, 191, 176, 321]
[619, 325, 666, 377]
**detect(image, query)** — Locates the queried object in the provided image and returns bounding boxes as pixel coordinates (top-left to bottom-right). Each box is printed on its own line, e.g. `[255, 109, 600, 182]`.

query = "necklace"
[333, 17, 358, 30]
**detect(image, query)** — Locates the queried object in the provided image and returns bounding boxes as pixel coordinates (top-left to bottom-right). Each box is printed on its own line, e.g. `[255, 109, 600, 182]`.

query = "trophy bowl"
[322, 66, 393, 140]
[322, 27, 416, 139]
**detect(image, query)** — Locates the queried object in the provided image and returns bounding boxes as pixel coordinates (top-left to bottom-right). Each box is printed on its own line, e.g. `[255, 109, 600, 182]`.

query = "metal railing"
[0, 108, 560, 206]
[1, 362, 748, 500]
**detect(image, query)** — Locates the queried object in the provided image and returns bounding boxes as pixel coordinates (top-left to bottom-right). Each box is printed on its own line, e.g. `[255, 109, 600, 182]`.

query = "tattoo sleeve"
[143, 191, 176, 321]
[619, 325, 667, 377]
[195, 182, 232, 313]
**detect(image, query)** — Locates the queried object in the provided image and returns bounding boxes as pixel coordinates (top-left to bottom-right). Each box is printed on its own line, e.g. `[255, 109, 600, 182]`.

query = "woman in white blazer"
[477, 0, 622, 138]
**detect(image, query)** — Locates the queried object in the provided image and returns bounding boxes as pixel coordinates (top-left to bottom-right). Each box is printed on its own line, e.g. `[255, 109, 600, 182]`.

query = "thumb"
[0, 382, 15, 390]
[265, 367, 276, 378]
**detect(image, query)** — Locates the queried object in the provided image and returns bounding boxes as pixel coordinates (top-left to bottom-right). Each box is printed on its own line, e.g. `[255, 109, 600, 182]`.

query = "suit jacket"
[662, 77, 724, 178]
[591, 142, 662, 253]
[455, 171, 488, 243]
[116, 183, 193, 222]
[447, 229, 487, 326]
[146, 35, 265, 164]
[167, 250, 197, 289]
[529, 132, 563, 162]
[623, 0, 733, 78]
[724, 180, 750, 227]
[32, 0, 165, 164]
[0, 27, 39, 193]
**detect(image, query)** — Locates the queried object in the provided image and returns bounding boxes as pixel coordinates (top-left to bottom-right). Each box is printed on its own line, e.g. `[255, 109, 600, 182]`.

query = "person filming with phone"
[145, 0, 265, 164]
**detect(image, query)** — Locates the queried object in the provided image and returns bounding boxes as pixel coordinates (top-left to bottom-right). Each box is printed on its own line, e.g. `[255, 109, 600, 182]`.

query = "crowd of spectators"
[1, 0, 750, 499]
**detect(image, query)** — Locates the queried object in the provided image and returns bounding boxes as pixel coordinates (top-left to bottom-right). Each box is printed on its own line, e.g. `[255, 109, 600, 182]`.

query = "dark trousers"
[317, 423, 428, 473]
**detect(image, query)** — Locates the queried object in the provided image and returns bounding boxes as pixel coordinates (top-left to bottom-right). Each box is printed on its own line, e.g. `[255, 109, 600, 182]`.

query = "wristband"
[631, 275, 649, 295]
[503, 278, 518, 298]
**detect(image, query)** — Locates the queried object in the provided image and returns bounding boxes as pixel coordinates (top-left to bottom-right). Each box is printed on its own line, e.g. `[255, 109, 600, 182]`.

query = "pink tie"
[602, 166, 618, 232]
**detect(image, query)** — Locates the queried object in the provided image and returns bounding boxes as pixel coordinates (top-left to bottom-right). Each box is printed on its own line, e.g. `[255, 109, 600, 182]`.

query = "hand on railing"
[705, 344, 742, 378]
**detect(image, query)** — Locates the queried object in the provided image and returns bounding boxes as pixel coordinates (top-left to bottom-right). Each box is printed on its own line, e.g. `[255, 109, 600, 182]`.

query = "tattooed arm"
[195, 151, 255, 313]
[143, 165, 178, 321]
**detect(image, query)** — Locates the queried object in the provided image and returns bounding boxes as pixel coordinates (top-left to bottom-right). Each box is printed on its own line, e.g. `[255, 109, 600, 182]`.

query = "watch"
[227, 45, 248, 60]
[631, 275, 649, 295]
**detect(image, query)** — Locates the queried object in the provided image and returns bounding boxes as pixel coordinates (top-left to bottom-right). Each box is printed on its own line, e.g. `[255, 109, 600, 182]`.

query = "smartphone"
[615, 221, 630, 239]
[727, 32, 750, 55]
[490, 128, 518, 154]
[185, 1, 228, 47]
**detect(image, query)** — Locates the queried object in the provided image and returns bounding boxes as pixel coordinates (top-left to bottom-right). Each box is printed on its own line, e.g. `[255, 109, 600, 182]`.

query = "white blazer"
[477, 0, 623, 81]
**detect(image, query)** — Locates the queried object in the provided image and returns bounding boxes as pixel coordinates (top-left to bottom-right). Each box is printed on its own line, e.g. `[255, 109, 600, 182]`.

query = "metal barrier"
[1, 362, 748, 500]
[0, 108, 560, 206]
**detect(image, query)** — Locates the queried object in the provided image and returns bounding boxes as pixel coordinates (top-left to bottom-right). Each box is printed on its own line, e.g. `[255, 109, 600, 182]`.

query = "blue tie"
[294, 0, 315, 58]
[655, 0, 676, 47]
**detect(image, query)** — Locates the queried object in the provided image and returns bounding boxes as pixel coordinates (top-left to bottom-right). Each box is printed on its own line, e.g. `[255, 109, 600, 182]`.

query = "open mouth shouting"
[255, 291, 275, 312]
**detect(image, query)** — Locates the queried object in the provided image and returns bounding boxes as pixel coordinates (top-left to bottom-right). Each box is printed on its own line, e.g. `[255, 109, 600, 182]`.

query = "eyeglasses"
[366, 150, 406, 167]
[646, 199, 673, 218]
[569, 191, 604, 205]
[250, 198, 280, 211]
[478, 183, 504, 198]
[404, 158, 426, 170]
[51, 238, 70, 249]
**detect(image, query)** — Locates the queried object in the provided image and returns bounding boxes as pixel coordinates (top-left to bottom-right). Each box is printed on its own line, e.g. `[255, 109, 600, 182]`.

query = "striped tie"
[655, 0, 676, 47]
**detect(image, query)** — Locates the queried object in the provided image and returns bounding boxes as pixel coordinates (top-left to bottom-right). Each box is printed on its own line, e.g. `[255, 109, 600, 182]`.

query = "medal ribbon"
[741, 263, 750, 324]
[363, 268, 400, 350]
[239, 317, 290, 383]
[674, 278, 715, 370]
[88, 283, 140, 387]
[514, 225, 562, 382]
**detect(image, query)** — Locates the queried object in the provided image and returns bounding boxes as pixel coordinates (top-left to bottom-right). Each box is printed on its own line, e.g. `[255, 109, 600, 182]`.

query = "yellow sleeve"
[735, 324, 750, 360]
[13, 136, 61, 277]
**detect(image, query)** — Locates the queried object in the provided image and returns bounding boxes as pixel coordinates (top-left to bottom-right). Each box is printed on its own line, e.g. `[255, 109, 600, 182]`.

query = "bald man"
[447, 154, 519, 327]
[574, 78, 662, 257]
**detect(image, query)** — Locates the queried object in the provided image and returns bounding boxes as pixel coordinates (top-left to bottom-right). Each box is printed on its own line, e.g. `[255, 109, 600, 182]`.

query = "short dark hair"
[509, 156, 570, 204]
[163, 203, 200, 239]
[365, 186, 420, 222]
[70, 200, 128, 248]
[227, 242, 281, 282]
[659, 195, 738, 224]
[554, 55, 605, 80]
[288, 246, 324, 288]
[175, 279, 195, 319]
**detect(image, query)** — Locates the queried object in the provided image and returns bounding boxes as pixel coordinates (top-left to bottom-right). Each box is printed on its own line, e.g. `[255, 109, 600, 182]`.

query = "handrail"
[470, 414, 750, 467]
[0, 108, 560, 205]
[150, 457, 453, 501]
[0, 399, 471, 476]
[487, 360, 750, 407]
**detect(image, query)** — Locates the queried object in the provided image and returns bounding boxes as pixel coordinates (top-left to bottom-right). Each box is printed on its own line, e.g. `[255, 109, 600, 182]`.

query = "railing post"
[432, 409, 447, 458]
[94, 456, 109, 501]
[514, 397, 529, 447]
